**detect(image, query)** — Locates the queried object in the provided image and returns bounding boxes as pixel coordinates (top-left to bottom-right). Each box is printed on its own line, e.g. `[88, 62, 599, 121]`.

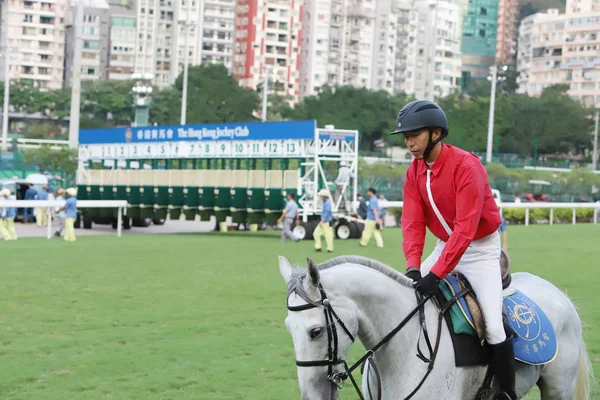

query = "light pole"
[179, 20, 194, 126]
[1, 0, 10, 153]
[132, 73, 154, 127]
[68, 0, 84, 149]
[261, 66, 271, 122]
[593, 110, 599, 171]
[486, 64, 507, 163]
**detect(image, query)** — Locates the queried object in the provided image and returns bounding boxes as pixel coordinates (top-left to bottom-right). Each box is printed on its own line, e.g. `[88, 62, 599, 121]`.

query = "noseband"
[287, 281, 446, 400]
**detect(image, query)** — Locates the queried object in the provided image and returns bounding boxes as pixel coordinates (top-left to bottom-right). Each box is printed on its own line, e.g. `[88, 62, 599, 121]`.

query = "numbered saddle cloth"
[439, 275, 558, 366]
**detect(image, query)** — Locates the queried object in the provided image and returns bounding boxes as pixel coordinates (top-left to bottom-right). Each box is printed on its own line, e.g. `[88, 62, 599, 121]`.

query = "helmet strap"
[422, 129, 446, 162]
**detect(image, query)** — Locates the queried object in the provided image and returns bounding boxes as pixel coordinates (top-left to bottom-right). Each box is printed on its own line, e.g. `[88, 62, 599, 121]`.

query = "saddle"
[444, 249, 512, 341]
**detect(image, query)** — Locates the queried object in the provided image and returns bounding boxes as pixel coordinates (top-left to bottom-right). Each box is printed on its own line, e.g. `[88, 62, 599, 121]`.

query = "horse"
[278, 255, 592, 400]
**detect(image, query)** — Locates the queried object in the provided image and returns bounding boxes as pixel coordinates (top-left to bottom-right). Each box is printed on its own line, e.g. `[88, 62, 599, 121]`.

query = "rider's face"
[403, 128, 441, 160]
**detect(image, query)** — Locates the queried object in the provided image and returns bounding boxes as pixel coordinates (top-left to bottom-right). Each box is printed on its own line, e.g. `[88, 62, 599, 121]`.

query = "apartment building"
[496, 0, 518, 65]
[107, 3, 136, 79]
[517, 1, 600, 108]
[404, 0, 463, 99]
[200, 0, 236, 70]
[299, 0, 424, 99]
[233, 0, 302, 102]
[64, 0, 110, 86]
[0, 0, 68, 89]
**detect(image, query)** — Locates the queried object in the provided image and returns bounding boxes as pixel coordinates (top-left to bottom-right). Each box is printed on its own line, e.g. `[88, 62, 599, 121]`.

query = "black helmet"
[390, 100, 449, 137]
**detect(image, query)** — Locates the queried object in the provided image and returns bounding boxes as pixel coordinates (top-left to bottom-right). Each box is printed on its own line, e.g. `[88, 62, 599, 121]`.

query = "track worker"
[359, 187, 384, 248]
[392, 100, 516, 400]
[1, 189, 18, 240]
[277, 193, 300, 243]
[63, 188, 78, 242]
[313, 189, 334, 253]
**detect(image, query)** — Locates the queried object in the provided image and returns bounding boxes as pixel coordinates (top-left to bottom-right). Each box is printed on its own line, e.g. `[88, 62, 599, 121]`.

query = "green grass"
[0, 224, 599, 399]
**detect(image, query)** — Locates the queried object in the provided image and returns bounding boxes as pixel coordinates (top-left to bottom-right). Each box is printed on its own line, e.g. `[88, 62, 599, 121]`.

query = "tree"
[151, 64, 260, 125]
[22, 146, 78, 177]
[149, 87, 183, 125]
[80, 80, 134, 125]
[288, 86, 410, 150]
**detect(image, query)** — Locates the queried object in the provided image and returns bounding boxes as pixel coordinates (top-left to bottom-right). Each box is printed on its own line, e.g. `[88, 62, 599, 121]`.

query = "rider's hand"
[405, 268, 422, 282]
[414, 272, 441, 295]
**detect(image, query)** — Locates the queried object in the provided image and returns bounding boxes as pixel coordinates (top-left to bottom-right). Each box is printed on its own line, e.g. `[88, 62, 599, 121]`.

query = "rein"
[287, 280, 483, 400]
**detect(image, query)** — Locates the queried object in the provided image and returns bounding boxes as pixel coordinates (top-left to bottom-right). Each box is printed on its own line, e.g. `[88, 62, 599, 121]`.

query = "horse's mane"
[318, 255, 413, 288]
[286, 255, 413, 307]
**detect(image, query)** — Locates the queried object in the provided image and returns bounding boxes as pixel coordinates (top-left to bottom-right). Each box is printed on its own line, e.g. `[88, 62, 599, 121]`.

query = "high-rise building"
[516, 3, 600, 108]
[107, 4, 136, 80]
[404, 0, 463, 99]
[0, 0, 67, 90]
[298, 0, 379, 99]
[199, 0, 236, 70]
[460, 0, 499, 80]
[64, 0, 111, 86]
[496, 0, 518, 65]
[516, 9, 565, 96]
[234, 0, 303, 102]
[134, 0, 235, 88]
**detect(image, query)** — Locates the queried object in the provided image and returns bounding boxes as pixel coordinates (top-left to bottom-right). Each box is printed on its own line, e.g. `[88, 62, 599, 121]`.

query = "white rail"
[378, 201, 600, 226]
[16, 138, 70, 150]
[0, 200, 128, 238]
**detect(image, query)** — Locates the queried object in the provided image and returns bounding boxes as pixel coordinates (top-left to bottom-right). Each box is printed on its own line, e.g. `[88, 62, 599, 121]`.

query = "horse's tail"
[574, 342, 593, 400]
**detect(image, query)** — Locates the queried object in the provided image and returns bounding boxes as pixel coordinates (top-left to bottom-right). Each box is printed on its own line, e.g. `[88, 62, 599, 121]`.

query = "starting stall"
[76, 120, 360, 238]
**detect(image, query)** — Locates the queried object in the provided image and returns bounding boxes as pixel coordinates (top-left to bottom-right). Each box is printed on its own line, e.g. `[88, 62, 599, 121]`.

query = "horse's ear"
[279, 256, 293, 284]
[307, 258, 320, 288]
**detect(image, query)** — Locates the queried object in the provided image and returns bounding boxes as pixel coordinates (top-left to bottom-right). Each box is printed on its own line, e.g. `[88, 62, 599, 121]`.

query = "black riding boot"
[490, 335, 517, 400]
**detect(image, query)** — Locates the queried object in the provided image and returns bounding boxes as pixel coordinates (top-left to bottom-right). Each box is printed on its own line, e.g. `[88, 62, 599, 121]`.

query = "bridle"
[287, 284, 362, 396]
[287, 281, 449, 400]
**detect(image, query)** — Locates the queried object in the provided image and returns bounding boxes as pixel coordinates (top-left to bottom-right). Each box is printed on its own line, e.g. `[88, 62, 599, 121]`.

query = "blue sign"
[79, 120, 317, 145]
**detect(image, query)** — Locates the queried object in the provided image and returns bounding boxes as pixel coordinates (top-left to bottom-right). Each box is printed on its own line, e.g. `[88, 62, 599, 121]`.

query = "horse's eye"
[310, 327, 323, 339]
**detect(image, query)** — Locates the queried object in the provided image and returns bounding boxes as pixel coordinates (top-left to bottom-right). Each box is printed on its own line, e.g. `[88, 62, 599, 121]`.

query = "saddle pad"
[440, 280, 558, 366]
[439, 275, 478, 337]
[504, 290, 558, 365]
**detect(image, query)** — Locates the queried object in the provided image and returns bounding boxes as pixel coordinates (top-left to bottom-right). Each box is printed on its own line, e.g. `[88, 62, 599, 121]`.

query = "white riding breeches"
[420, 231, 507, 345]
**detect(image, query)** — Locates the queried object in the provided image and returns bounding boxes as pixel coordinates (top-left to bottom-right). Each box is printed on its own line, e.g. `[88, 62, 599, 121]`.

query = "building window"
[23, 14, 33, 22]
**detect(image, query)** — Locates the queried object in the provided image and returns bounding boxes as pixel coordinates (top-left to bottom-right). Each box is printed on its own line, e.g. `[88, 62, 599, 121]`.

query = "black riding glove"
[414, 272, 441, 295]
[405, 268, 422, 282]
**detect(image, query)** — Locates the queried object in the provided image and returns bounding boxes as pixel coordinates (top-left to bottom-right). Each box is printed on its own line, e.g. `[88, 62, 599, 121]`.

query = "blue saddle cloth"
[442, 275, 558, 366]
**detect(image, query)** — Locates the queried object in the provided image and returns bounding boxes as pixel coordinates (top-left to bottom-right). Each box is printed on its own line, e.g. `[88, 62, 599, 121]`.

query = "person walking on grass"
[1, 189, 18, 240]
[359, 188, 384, 248]
[63, 188, 78, 242]
[277, 193, 301, 243]
[54, 188, 67, 237]
[313, 189, 334, 253]
[36, 185, 49, 227]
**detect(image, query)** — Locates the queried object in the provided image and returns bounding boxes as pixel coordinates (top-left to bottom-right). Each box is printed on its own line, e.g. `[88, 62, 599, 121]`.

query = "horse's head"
[279, 256, 358, 400]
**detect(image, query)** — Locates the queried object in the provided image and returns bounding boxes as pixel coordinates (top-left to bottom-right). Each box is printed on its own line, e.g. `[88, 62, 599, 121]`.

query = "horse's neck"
[322, 265, 424, 363]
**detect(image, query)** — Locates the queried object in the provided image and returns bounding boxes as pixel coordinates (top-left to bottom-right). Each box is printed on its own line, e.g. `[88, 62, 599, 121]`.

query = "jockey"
[392, 100, 516, 400]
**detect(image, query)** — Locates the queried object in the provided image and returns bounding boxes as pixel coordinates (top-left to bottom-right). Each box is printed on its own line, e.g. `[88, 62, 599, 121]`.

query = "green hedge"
[503, 207, 598, 224]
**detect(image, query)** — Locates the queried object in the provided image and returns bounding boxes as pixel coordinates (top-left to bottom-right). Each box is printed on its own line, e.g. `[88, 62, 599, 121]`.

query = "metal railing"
[378, 200, 600, 226]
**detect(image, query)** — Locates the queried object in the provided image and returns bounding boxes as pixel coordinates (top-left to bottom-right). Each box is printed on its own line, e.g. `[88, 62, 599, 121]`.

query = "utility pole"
[180, 20, 192, 125]
[261, 66, 270, 122]
[1, 0, 10, 152]
[593, 110, 599, 171]
[68, 0, 84, 149]
[486, 65, 498, 164]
